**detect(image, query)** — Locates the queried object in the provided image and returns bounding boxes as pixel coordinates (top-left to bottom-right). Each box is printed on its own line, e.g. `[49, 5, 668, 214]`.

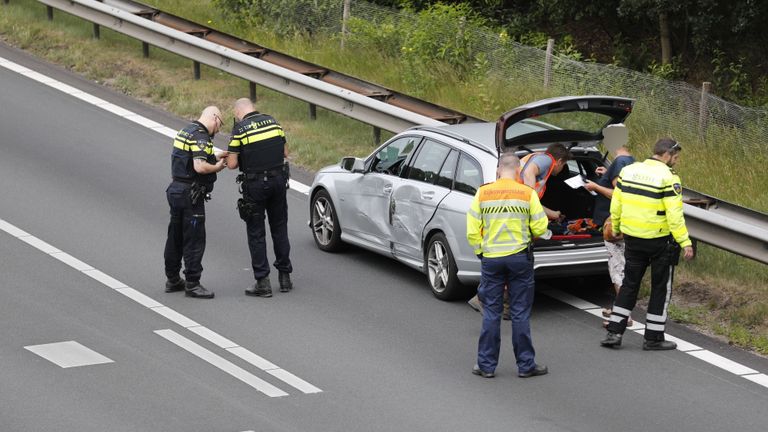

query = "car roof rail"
[409, 126, 497, 157]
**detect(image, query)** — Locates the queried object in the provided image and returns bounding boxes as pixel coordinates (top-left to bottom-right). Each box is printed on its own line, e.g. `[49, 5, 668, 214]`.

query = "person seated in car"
[518, 143, 572, 220]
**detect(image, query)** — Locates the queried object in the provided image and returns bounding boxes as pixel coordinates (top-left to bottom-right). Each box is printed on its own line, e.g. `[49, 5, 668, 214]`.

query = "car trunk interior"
[535, 153, 605, 250]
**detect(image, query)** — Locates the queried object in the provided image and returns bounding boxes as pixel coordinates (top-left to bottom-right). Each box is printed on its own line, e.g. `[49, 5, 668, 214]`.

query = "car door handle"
[421, 191, 434, 200]
[383, 184, 392, 194]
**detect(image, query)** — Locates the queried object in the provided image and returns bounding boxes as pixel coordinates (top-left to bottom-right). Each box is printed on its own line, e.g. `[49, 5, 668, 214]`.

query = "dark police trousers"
[164, 181, 206, 284]
[242, 173, 292, 279]
[607, 235, 680, 341]
[477, 250, 536, 374]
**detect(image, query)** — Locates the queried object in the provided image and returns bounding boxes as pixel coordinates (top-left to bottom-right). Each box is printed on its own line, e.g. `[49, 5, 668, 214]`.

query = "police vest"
[610, 158, 691, 247]
[228, 111, 286, 172]
[171, 121, 217, 188]
[518, 152, 556, 198]
[466, 178, 549, 258]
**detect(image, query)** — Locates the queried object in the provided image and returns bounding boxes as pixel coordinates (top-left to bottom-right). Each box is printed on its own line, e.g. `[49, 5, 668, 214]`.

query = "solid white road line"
[188, 326, 239, 350]
[83, 269, 128, 289]
[545, 288, 767, 389]
[154, 329, 288, 398]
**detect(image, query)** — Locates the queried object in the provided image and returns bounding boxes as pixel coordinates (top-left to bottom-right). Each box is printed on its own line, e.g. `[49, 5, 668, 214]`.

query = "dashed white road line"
[155, 329, 288, 398]
[2, 54, 764, 391]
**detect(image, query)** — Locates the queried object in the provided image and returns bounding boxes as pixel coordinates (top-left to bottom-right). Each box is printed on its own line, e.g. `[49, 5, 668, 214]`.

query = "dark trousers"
[243, 174, 292, 279]
[163, 181, 206, 285]
[477, 251, 536, 374]
[607, 235, 678, 341]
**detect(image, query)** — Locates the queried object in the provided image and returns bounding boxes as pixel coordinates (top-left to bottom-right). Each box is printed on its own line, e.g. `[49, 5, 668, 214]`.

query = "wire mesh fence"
[238, 0, 768, 155]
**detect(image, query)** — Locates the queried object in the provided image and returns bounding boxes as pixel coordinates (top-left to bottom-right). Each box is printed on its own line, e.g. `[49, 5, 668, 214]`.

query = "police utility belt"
[242, 166, 284, 180]
[173, 176, 211, 204]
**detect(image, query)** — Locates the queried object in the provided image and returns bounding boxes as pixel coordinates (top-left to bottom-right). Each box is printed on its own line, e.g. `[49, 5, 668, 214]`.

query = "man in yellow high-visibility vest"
[467, 152, 550, 378]
[601, 138, 695, 350]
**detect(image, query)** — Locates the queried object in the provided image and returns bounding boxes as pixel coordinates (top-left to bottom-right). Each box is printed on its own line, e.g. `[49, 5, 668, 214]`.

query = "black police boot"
[185, 282, 214, 299]
[600, 331, 623, 348]
[165, 277, 185, 293]
[245, 277, 272, 298]
[643, 339, 677, 351]
[279, 272, 293, 293]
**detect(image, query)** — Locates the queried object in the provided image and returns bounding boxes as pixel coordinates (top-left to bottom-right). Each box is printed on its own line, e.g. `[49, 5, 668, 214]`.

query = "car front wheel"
[311, 189, 342, 252]
[426, 233, 464, 300]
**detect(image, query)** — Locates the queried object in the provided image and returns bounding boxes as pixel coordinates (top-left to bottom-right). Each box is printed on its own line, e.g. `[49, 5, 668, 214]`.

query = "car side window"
[407, 139, 451, 184]
[436, 150, 458, 189]
[370, 136, 420, 176]
[455, 154, 483, 195]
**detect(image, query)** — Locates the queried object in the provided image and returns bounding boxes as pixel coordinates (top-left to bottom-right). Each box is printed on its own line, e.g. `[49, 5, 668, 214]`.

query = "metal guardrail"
[23, 0, 768, 265]
[36, 0, 451, 133]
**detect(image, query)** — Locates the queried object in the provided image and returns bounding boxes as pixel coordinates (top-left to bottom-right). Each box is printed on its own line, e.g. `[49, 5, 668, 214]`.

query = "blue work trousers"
[243, 174, 292, 279]
[477, 251, 536, 374]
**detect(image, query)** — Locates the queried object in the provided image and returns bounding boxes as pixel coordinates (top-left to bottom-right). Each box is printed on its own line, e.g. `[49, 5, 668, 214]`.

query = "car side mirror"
[340, 157, 365, 173]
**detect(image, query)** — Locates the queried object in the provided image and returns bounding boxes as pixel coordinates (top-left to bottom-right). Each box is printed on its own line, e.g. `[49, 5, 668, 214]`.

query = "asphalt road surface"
[1, 42, 767, 432]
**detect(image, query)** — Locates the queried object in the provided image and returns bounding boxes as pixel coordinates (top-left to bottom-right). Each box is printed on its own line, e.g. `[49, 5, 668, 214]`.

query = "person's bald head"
[497, 152, 521, 179]
[234, 98, 255, 121]
[198, 105, 222, 136]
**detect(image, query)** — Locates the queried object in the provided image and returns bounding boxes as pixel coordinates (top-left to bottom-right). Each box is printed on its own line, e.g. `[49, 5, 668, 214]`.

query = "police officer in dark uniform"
[164, 106, 227, 299]
[227, 98, 293, 297]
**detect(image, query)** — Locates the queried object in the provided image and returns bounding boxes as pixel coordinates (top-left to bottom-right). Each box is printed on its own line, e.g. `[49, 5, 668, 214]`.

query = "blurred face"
[212, 112, 223, 135]
[667, 152, 680, 167]
[553, 159, 567, 174]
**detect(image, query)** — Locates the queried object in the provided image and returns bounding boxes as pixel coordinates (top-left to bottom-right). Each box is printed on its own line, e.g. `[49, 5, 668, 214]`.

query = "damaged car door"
[390, 139, 454, 265]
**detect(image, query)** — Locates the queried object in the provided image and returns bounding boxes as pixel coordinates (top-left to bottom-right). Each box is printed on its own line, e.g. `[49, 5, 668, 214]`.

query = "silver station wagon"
[308, 96, 635, 300]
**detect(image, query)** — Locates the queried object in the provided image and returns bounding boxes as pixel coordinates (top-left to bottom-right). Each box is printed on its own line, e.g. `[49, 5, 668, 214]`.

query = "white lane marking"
[0, 217, 322, 394]
[115, 287, 163, 308]
[188, 326, 238, 349]
[266, 368, 323, 394]
[151, 306, 200, 328]
[226, 346, 279, 371]
[743, 374, 768, 387]
[83, 269, 128, 289]
[25, 341, 114, 368]
[542, 289, 597, 310]
[545, 288, 767, 389]
[49, 252, 94, 271]
[0, 55, 314, 198]
[0, 219, 30, 237]
[155, 329, 288, 398]
[18, 235, 61, 254]
[687, 350, 759, 376]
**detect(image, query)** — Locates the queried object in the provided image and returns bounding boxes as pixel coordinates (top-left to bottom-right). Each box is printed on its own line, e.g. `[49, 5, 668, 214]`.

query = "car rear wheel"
[311, 189, 342, 252]
[426, 233, 464, 300]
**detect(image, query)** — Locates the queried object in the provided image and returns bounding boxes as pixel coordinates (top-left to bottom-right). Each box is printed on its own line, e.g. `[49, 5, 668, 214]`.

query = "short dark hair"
[653, 138, 681, 156]
[546, 143, 572, 161]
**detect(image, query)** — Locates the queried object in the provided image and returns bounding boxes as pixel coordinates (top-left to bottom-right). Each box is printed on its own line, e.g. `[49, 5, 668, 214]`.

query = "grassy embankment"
[1, 0, 765, 353]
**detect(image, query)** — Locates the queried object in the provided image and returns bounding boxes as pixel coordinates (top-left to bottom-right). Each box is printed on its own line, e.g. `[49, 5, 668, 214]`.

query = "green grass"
[1, 0, 765, 354]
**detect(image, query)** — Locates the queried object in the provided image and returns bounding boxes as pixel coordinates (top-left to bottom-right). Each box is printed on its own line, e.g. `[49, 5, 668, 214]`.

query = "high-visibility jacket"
[518, 152, 556, 198]
[467, 178, 549, 258]
[171, 120, 217, 188]
[610, 158, 692, 248]
[228, 111, 286, 172]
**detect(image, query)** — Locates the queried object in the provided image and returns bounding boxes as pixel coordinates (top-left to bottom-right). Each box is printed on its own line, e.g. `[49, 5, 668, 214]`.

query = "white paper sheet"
[565, 175, 597, 195]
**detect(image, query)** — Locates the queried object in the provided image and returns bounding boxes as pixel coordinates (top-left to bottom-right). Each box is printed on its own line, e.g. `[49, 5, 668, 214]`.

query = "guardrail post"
[46, 5, 53, 20]
[249, 82, 257, 101]
[699, 81, 711, 140]
[543, 38, 554, 88]
[142, 42, 150, 58]
[3, 0, 10, 5]
[193, 61, 201, 80]
[373, 127, 381, 145]
[93, 23, 100, 39]
[309, 103, 317, 120]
